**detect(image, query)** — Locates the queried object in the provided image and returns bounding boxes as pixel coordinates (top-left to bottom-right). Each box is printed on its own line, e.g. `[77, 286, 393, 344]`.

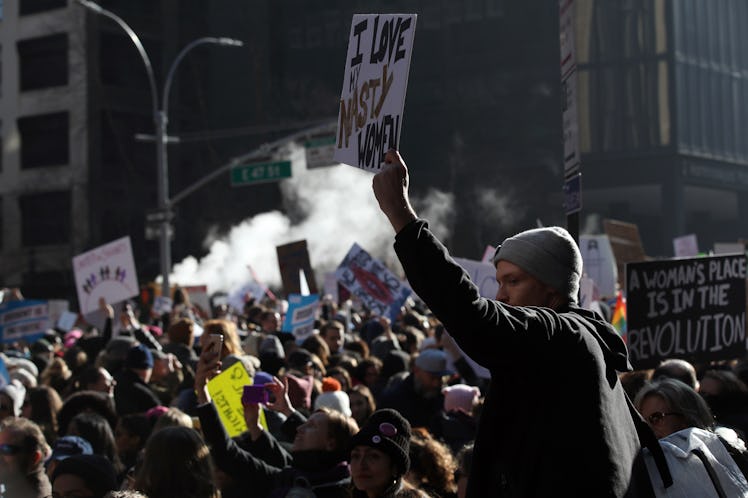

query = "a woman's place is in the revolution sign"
[626, 253, 747, 369]
[335, 14, 417, 171]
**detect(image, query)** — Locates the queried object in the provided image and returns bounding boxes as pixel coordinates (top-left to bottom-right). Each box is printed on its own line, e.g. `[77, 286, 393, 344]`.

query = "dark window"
[19, 190, 71, 246]
[18, 112, 69, 169]
[17, 33, 68, 91]
[19, 0, 67, 15]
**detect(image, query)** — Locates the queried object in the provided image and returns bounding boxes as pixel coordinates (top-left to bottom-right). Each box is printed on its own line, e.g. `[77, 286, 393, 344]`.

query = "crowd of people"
[0, 149, 747, 497]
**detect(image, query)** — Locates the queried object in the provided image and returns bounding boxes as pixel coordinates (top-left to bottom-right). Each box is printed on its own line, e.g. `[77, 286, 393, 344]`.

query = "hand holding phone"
[242, 385, 269, 405]
[204, 334, 224, 357]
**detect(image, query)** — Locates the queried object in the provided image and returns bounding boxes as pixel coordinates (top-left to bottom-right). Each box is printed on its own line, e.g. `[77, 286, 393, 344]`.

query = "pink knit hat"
[442, 384, 480, 415]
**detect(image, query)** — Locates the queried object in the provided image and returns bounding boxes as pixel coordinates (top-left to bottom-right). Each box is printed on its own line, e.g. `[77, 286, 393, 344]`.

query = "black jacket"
[394, 219, 642, 497]
[113, 369, 161, 415]
[197, 402, 351, 498]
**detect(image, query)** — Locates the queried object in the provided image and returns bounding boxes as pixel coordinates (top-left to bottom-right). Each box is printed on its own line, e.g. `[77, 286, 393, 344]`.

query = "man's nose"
[496, 287, 508, 303]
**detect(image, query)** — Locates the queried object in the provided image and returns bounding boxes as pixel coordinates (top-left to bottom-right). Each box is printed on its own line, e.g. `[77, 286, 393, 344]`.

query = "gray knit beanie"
[493, 226, 582, 304]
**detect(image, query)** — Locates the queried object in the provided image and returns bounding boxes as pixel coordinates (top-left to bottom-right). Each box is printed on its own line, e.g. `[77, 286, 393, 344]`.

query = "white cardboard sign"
[673, 234, 699, 258]
[334, 14, 417, 171]
[72, 236, 139, 314]
[580, 235, 618, 300]
[453, 257, 499, 299]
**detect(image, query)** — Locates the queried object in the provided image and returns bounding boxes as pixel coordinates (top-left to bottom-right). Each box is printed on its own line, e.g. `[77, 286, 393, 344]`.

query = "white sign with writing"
[335, 14, 417, 171]
[453, 258, 499, 299]
[580, 235, 618, 300]
[72, 237, 139, 314]
[673, 234, 699, 258]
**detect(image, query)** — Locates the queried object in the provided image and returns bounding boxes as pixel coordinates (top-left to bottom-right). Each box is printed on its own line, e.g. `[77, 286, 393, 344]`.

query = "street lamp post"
[76, 0, 243, 299]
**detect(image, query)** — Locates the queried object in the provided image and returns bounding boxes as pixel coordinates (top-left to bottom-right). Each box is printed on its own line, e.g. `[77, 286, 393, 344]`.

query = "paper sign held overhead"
[335, 243, 411, 321]
[453, 258, 499, 300]
[673, 234, 699, 258]
[282, 294, 319, 343]
[276, 240, 318, 296]
[334, 14, 417, 171]
[580, 235, 618, 300]
[72, 237, 139, 314]
[0, 300, 50, 344]
[207, 361, 266, 437]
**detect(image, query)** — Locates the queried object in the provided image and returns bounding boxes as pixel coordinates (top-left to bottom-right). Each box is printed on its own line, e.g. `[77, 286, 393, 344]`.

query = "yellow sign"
[207, 361, 267, 437]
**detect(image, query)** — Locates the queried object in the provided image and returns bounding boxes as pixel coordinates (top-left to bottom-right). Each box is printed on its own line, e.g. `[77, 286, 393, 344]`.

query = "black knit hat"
[349, 408, 411, 476]
[52, 454, 118, 498]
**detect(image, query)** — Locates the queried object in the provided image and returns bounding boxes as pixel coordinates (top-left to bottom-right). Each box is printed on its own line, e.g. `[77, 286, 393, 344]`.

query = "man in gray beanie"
[371, 150, 648, 498]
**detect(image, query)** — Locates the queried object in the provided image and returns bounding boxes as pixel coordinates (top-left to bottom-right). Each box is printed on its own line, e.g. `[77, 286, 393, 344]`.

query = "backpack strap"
[625, 391, 674, 488]
[693, 448, 728, 498]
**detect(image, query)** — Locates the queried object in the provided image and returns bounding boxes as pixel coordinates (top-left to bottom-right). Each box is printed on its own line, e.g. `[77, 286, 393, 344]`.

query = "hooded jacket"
[394, 219, 641, 497]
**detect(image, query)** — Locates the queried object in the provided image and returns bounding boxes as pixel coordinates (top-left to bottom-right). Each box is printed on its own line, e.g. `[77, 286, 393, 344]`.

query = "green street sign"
[230, 160, 292, 186]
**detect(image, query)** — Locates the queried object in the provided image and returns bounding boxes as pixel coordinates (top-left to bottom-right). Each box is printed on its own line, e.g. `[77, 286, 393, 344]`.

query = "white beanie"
[0, 380, 27, 417]
[314, 391, 352, 417]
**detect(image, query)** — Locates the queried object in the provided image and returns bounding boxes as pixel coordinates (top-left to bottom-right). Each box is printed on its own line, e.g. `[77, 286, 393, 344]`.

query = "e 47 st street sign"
[230, 160, 292, 186]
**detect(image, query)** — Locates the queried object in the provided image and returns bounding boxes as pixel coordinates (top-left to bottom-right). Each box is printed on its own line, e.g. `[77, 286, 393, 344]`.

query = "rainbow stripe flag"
[611, 291, 627, 339]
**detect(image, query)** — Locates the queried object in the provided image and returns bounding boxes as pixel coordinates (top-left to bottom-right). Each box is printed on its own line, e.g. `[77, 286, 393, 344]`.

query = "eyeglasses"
[0, 444, 22, 455]
[646, 412, 682, 425]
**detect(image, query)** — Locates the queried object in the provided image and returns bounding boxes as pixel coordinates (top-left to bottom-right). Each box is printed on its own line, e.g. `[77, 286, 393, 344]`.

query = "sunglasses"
[0, 444, 22, 455]
[646, 411, 681, 425]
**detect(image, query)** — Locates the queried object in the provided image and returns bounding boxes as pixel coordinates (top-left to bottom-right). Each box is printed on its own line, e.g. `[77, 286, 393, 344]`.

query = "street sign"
[230, 160, 292, 186]
[145, 209, 174, 224]
[145, 224, 174, 241]
[563, 173, 582, 215]
[304, 136, 337, 169]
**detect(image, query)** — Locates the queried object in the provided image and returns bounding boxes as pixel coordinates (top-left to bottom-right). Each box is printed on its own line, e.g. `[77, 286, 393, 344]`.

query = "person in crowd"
[699, 368, 748, 438]
[21, 385, 63, 445]
[372, 149, 644, 496]
[115, 414, 152, 472]
[45, 435, 94, 479]
[635, 377, 748, 495]
[348, 385, 377, 428]
[40, 357, 73, 395]
[150, 407, 194, 433]
[354, 357, 383, 394]
[57, 391, 118, 437]
[258, 310, 281, 334]
[0, 380, 26, 422]
[432, 384, 480, 455]
[377, 349, 451, 429]
[163, 317, 199, 370]
[652, 358, 700, 390]
[51, 454, 118, 498]
[327, 366, 353, 393]
[70, 366, 117, 397]
[454, 444, 473, 498]
[349, 408, 426, 497]
[113, 343, 161, 416]
[0, 417, 52, 498]
[66, 412, 125, 479]
[405, 428, 458, 498]
[133, 426, 219, 498]
[194, 346, 358, 497]
[320, 320, 346, 357]
[636, 378, 715, 439]
[148, 350, 185, 406]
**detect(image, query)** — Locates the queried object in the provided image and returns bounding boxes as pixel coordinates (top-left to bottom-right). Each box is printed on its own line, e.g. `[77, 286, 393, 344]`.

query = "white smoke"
[170, 144, 454, 295]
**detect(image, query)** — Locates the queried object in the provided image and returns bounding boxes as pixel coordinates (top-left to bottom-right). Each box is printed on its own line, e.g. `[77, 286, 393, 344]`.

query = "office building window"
[17, 33, 68, 90]
[18, 112, 69, 168]
[19, 190, 71, 246]
[20, 0, 66, 15]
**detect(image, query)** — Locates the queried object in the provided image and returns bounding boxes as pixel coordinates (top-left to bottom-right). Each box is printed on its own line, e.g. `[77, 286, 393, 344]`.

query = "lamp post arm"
[163, 37, 238, 119]
[75, 0, 159, 120]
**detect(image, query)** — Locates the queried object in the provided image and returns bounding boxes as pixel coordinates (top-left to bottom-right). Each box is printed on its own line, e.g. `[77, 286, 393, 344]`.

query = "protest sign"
[181, 285, 210, 314]
[73, 236, 139, 314]
[453, 257, 499, 299]
[282, 294, 320, 342]
[57, 311, 78, 332]
[480, 245, 496, 264]
[336, 243, 411, 321]
[0, 358, 9, 388]
[207, 361, 266, 437]
[47, 300, 69, 327]
[276, 240, 318, 296]
[580, 235, 618, 299]
[673, 234, 699, 258]
[714, 242, 746, 255]
[579, 276, 595, 310]
[604, 219, 648, 289]
[153, 296, 173, 315]
[0, 300, 49, 344]
[626, 254, 747, 369]
[323, 273, 339, 303]
[334, 13, 417, 171]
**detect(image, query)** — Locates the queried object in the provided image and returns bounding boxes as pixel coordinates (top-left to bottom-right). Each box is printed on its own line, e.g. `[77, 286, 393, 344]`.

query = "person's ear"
[31, 449, 43, 466]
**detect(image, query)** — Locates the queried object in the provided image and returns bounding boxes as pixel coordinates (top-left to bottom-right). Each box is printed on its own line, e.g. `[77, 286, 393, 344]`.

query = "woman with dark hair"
[67, 412, 125, 478]
[133, 426, 219, 498]
[348, 385, 376, 427]
[70, 366, 116, 397]
[635, 378, 715, 439]
[57, 390, 118, 437]
[115, 414, 152, 471]
[22, 385, 63, 445]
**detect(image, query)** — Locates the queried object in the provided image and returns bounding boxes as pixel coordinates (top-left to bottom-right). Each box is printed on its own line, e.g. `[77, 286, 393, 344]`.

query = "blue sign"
[0, 300, 50, 344]
[283, 294, 320, 342]
[563, 173, 582, 215]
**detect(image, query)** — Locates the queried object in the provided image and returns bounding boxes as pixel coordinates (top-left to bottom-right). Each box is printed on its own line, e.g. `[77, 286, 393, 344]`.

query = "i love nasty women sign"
[626, 254, 747, 369]
[335, 14, 417, 171]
